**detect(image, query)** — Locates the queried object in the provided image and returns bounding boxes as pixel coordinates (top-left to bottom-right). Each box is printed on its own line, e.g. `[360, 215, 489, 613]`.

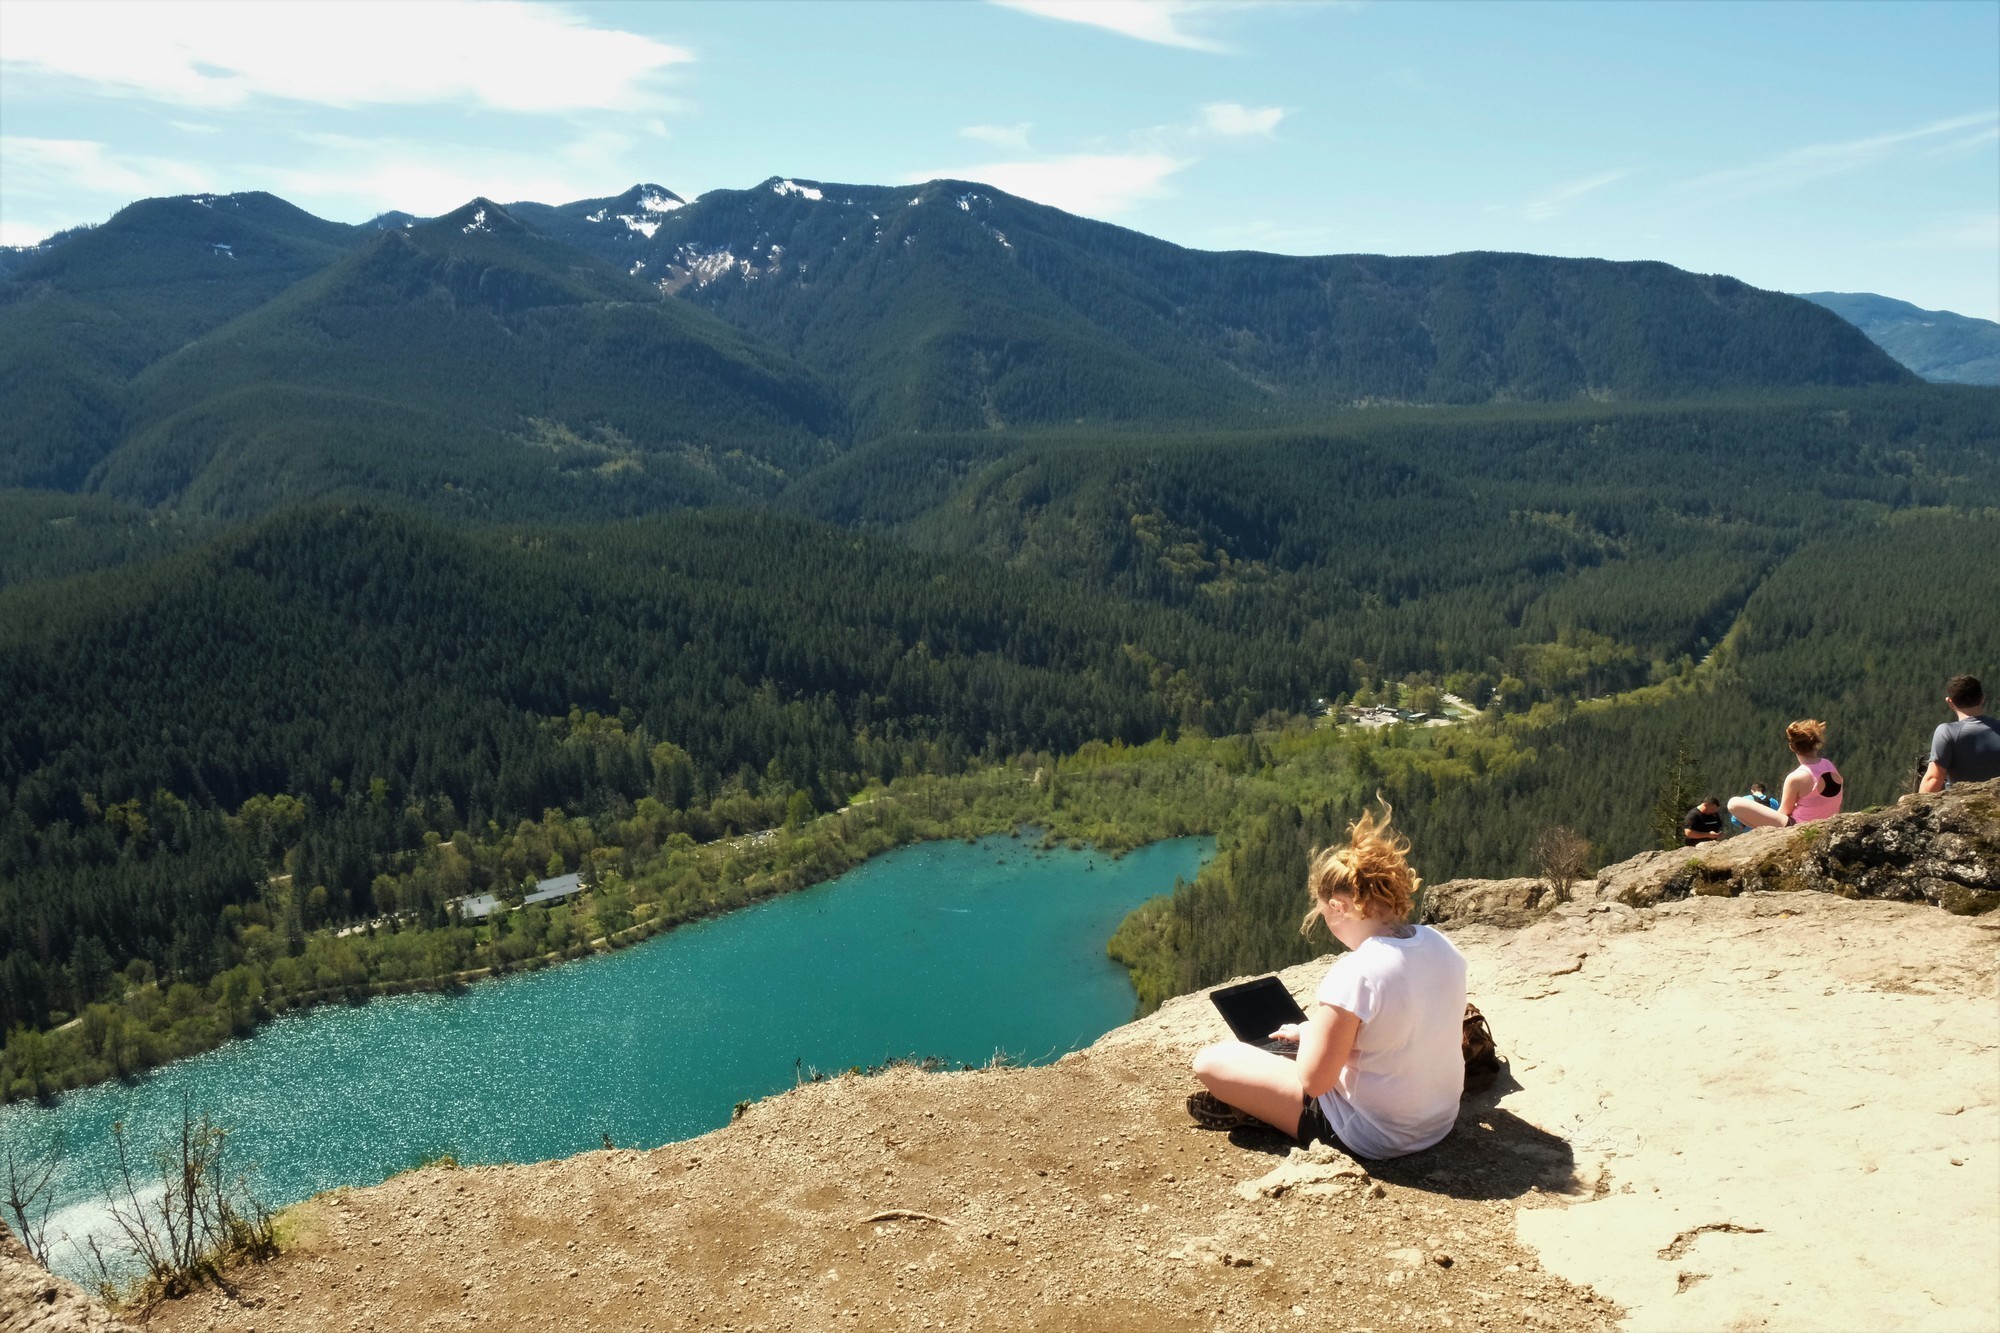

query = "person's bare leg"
[1191, 1042, 1307, 1137]
[1727, 796, 1787, 829]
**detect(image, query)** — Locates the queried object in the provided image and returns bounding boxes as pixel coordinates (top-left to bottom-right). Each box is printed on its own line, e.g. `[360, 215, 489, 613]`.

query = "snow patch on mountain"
[461, 207, 489, 234]
[772, 179, 823, 201]
[670, 246, 746, 289]
[691, 251, 738, 284]
[583, 197, 674, 237]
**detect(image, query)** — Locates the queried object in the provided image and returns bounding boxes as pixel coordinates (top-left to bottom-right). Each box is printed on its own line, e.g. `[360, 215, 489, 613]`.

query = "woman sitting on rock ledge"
[1728, 718, 1844, 830]
[1188, 804, 1468, 1158]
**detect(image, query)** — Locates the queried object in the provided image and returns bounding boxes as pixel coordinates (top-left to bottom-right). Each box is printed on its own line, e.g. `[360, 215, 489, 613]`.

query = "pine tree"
[1650, 738, 1706, 851]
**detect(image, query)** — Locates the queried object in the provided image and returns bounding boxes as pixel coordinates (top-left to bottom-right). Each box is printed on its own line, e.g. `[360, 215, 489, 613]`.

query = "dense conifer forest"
[0, 178, 1993, 1100]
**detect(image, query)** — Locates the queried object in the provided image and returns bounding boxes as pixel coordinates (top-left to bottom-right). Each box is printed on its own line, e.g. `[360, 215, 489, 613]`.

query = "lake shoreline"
[18, 813, 1169, 1111]
[5, 770, 1161, 1107]
[11, 831, 1214, 1290]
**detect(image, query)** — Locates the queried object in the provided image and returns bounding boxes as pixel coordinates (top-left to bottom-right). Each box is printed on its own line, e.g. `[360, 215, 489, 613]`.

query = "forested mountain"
[79, 200, 845, 518]
[0, 193, 364, 489]
[1801, 292, 2000, 386]
[1, 180, 1918, 517]
[794, 389, 1997, 670]
[562, 176, 1912, 434]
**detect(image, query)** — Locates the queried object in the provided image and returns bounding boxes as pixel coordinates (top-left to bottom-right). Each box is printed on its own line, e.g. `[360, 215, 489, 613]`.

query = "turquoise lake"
[4, 833, 1210, 1281]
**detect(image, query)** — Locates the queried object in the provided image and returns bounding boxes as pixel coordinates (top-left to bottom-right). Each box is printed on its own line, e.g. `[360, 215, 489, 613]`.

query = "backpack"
[1462, 1003, 1501, 1095]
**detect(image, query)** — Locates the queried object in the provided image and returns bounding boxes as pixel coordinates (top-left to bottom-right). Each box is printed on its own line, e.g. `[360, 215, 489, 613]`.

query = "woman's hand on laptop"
[1268, 1023, 1302, 1043]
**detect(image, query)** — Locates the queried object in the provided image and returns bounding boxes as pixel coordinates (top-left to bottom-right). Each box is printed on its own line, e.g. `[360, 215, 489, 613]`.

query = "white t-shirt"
[1313, 925, 1468, 1158]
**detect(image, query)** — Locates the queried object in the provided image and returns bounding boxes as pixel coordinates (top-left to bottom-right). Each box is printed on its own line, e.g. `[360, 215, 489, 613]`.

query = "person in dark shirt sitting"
[1682, 796, 1725, 846]
[1920, 675, 2000, 791]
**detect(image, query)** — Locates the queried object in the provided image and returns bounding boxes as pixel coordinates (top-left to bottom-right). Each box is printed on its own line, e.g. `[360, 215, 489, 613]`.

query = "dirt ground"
[126, 891, 1996, 1333]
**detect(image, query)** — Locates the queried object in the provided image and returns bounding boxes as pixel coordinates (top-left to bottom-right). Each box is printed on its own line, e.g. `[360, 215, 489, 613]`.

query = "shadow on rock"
[1220, 1068, 1578, 1203]
[1368, 1103, 1578, 1201]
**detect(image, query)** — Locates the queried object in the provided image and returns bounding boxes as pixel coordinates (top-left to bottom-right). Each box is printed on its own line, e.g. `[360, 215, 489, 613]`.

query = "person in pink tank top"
[1728, 718, 1843, 829]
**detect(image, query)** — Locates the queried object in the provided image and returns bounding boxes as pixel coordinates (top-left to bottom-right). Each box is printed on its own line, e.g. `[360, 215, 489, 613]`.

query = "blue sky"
[3, 0, 1995, 317]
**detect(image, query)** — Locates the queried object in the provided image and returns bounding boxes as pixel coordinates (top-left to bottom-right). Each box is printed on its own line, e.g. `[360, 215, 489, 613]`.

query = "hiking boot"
[1186, 1090, 1260, 1131]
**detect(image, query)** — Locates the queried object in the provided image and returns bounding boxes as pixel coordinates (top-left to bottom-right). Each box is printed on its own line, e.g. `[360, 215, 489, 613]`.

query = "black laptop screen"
[1209, 975, 1309, 1044]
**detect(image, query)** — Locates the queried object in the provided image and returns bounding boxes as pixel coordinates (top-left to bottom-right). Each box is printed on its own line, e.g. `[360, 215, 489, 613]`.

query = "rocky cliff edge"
[14, 784, 1997, 1333]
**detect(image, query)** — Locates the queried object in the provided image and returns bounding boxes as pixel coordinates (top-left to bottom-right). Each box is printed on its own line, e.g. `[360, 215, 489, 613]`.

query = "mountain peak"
[534, 185, 688, 240]
[763, 177, 827, 202]
[431, 198, 526, 238]
[622, 183, 684, 213]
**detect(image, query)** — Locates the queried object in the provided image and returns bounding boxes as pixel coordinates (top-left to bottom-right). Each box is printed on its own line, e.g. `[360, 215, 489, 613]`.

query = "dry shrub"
[1534, 825, 1592, 904]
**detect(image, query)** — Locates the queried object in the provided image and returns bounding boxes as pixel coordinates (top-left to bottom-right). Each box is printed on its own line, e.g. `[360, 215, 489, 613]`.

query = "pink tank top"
[1790, 757, 1843, 824]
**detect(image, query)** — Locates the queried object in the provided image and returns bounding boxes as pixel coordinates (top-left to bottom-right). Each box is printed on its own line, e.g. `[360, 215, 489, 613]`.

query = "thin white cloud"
[169, 120, 221, 135]
[1873, 211, 2000, 253]
[903, 153, 1185, 218]
[1198, 102, 1285, 137]
[921, 99, 1283, 219]
[961, 123, 1036, 152]
[1679, 112, 1999, 198]
[1522, 168, 1630, 221]
[990, 1, 1228, 52]
[0, 219, 61, 247]
[0, 137, 211, 201]
[1924, 124, 2000, 159]
[0, 1, 692, 112]
[0, 125, 665, 234]
[1205, 219, 1344, 252]
[266, 135, 646, 218]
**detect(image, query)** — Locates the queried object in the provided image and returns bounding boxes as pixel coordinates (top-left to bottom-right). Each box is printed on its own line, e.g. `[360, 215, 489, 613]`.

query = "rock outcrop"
[0, 1231, 132, 1333]
[1425, 778, 2000, 921]
[34, 783, 2000, 1332]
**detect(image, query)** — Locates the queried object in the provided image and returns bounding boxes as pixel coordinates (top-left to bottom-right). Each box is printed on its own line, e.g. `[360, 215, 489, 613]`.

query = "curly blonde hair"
[1301, 802, 1419, 935]
[1785, 718, 1827, 755]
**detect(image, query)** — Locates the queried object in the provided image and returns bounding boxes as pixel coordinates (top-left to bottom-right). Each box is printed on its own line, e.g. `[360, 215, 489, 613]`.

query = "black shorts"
[1296, 1092, 1351, 1151]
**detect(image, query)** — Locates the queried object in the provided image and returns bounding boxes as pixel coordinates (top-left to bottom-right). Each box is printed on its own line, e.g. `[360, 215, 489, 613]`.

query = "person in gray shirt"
[1920, 675, 2000, 791]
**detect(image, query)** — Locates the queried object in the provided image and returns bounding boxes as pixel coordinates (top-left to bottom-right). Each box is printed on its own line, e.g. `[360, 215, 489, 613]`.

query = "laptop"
[1209, 975, 1309, 1058]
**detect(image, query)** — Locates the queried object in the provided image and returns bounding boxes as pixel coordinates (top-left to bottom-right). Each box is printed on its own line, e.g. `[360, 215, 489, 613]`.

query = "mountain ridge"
[1, 177, 1921, 507]
[64, 197, 845, 515]
[551, 175, 1915, 431]
[1800, 290, 2000, 385]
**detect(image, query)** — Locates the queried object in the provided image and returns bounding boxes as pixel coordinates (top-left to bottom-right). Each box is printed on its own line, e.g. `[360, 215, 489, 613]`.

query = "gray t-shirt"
[1930, 715, 2000, 784]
